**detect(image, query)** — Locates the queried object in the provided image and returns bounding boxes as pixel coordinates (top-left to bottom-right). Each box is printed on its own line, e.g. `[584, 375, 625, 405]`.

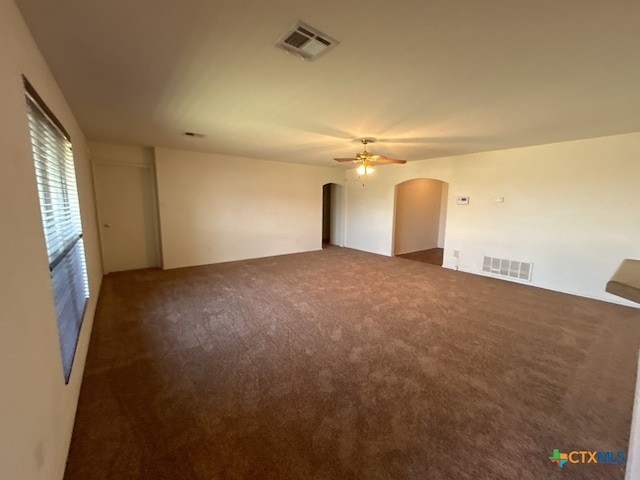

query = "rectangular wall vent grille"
[482, 256, 533, 282]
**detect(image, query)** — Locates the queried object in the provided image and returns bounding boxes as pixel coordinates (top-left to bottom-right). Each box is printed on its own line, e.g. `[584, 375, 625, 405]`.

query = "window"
[24, 77, 89, 383]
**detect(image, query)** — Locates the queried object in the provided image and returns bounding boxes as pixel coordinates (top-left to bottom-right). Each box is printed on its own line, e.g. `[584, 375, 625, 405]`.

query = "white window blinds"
[25, 79, 89, 383]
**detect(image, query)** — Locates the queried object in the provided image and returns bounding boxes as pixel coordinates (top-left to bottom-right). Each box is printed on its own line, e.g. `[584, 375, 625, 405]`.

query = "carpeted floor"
[397, 247, 444, 266]
[65, 247, 640, 480]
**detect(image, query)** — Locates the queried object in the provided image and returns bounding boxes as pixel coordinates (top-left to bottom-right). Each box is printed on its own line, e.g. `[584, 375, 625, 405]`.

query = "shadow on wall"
[393, 178, 449, 256]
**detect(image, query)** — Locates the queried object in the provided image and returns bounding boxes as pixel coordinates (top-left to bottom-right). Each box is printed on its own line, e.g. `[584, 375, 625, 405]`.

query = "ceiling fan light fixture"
[357, 164, 374, 176]
[333, 137, 407, 171]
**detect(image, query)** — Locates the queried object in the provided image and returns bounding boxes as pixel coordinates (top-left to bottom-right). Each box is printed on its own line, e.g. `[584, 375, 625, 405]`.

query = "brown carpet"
[65, 247, 640, 480]
[397, 247, 444, 266]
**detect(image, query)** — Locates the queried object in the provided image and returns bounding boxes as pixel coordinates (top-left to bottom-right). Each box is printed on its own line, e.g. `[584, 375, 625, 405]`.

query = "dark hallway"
[396, 247, 444, 266]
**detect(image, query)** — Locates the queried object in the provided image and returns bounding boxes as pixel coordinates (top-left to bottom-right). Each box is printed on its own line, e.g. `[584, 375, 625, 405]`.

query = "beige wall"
[90, 141, 155, 167]
[0, 1, 102, 479]
[437, 183, 449, 248]
[155, 147, 344, 269]
[329, 183, 344, 246]
[345, 133, 640, 306]
[394, 178, 443, 255]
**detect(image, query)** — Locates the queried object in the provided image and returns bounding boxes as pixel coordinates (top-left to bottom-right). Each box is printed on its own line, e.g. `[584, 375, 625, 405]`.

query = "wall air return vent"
[482, 256, 533, 282]
[275, 21, 338, 61]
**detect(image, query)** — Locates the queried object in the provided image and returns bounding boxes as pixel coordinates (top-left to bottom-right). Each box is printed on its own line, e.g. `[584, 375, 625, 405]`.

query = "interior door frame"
[92, 160, 162, 273]
[391, 177, 449, 257]
[322, 182, 345, 247]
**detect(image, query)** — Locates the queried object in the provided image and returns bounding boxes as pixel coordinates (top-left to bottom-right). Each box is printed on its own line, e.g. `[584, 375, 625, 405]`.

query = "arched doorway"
[393, 178, 448, 266]
[322, 183, 344, 247]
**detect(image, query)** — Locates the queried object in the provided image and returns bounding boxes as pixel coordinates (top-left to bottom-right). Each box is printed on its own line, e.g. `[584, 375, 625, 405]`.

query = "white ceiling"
[15, 0, 640, 166]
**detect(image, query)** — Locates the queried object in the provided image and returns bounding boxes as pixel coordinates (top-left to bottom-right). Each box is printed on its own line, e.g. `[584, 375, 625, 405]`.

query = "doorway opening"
[322, 183, 344, 248]
[393, 178, 448, 266]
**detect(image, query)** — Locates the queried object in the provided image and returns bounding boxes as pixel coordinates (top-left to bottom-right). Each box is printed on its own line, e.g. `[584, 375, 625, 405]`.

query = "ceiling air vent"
[275, 21, 338, 61]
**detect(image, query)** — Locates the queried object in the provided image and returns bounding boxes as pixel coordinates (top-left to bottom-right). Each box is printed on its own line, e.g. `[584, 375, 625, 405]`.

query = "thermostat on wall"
[456, 196, 470, 205]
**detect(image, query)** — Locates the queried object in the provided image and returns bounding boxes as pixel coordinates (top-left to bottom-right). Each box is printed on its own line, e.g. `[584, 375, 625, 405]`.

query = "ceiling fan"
[334, 138, 406, 175]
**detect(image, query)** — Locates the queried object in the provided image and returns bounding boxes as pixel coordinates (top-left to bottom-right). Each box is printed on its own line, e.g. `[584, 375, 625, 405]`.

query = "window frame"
[24, 76, 89, 384]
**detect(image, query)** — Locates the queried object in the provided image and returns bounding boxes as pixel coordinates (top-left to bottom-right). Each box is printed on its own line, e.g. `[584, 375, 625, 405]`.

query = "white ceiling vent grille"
[482, 256, 533, 282]
[275, 21, 338, 61]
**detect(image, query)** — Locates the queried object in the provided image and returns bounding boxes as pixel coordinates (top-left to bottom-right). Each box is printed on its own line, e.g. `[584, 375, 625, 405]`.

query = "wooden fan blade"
[334, 158, 357, 163]
[371, 155, 407, 164]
